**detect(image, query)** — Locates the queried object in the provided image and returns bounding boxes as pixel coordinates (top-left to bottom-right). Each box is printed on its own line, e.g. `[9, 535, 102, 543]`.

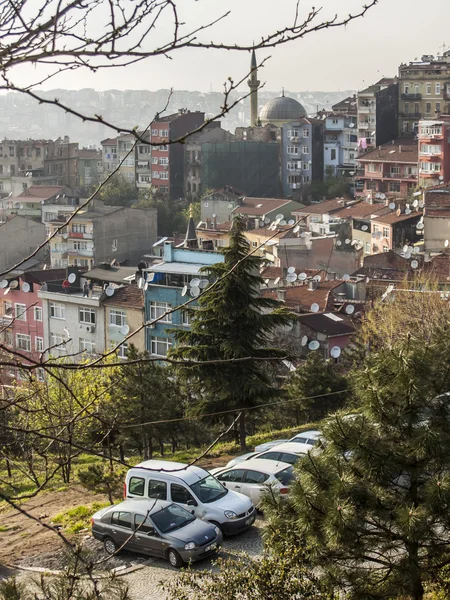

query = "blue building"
[144, 229, 224, 358]
[323, 113, 358, 178]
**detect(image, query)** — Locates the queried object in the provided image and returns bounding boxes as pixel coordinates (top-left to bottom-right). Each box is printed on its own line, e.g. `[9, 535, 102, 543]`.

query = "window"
[10, 165, 15, 176]
[181, 310, 191, 326]
[151, 128, 159, 136]
[152, 171, 159, 178]
[3, 329, 12, 346]
[159, 157, 168, 165]
[160, 171, 168, 180]
[383, 226, 390, 238]
[150, 301, 172, 323]
[152, 157, 158, 164]
[383, 245, 389, 253]
[289, 128, 299, 137]
[365, 242, 371, 254]
[415, 102, 420, 114]
[139, 145, 151, 154]
[436, 83, 441, 95]
[134, 514, 155, 534]
[50, 333, 65, 354]
[218, 469, 245, 482]
[15, 303, 27, 321]
[36, 368, 45, 382]
[160, 144, 168, 151]
[72, 223, 86, 233]
[35, 337, 44, 352]
[404, 84, 409, 94]
[302, 162, 309, 170]
[128, 477, 145, 496]
[302, 128, 310, 137]
[390, 166, 400, 175]
[367, 181, 377, 191]
[79, 307, 96, 324]
[50, 302, 65, 319]
[389, 182, 401, 192]
[117, 343, 128, 359]
[111, 512, 132, 529]
[16, 333, 31, 352]
[436, 102, 441, 113]
[330, 149, 336, 160]
[36, 147, 41, 157]
[9, 146, 14, 156]
[79, 338, 96, 354]
[72, 241, 88, 250]
[368, 163, 376, 173]
[171, 484, 195, 504]
[426, 102, 432, 114]
[109, 309, 126, 327]
[302, 145, 309, 154]
[148, 479, 167, 500]
[287, 146, 298, 155]
[404, 102, 409, 114]
[245, 470, 269, 484]
[426, 83, 431, 95]
[159, 129, 169, 137]
[150, 336, 172, 356]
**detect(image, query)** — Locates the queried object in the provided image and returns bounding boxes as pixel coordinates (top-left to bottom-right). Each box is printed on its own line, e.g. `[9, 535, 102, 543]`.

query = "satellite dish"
[330, 346, 341, 359]
[22, 282, 30, 293]
[9, 280, 19, 289]
[343, 274, 350, 281]
[274, 276, 281, 285]
[389, 202, 396, 210]
[279, 220, 287, 226]
[345, 304, 355, 315]
[311, 303, 320, 313]
[190, 285, 200, 297]
[288, 219, 295, 225]
[417, 222, 424, 230]
[413, 191, 421, 197]
[181, 285, 188, 297]
[120, 324, 130, 335]
[419, 201, 425, 208]
[405, 208, 411, 215]
[0, 280, 8, 288]
[313, 275, 321, 282]
[336, 240, 342, 246]
[264, 217, 271, 225]
[408, 246, 414, 253]
[308, 340, 320, 351]
[212, 213, 216, 218]
[300, 232, 306, 238]
[380, 194, 386, 200]
[404, 251, 411, 259]
[375, 193, 381, 199]
[445, 240, 449, 248]
[301, 335, 308, 347]
[413, 199, 419, 207]
[68, 273, 76, 284]
[293, 225, 300, 233]
[275, 213, 284, 220]
[199, 279, 209, 289]
[105, 286, 115, 297]
[411, 260, 419, 269]
[345, 238, 351, 245]
[403, 244, 408, 253]
[138, 277, 144, 289]
[349, 123, 355, 128]
[440, 175, 444, 181]
[298, 272, 307, 281]
[62, 233, 68, 239]
[287, 266, 296, 274]
[190, 278, 201, 287]
[413, 246, 420, 254]
[361, 225, 368, 231]
[286, 273, 297, 283]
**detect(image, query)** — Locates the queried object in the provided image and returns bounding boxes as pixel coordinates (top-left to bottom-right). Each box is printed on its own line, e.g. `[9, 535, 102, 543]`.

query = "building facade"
[43, 137, 79, 189]
[418, 117, 450, 187]
[357, 78, 398, 151]
[323, 113, 358, 177]
[79, 149, 103, 188]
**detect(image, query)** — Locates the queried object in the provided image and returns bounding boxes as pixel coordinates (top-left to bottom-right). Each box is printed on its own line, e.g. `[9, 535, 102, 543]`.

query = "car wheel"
[104, 537, 118, 555]
[167, 548, 183, 568]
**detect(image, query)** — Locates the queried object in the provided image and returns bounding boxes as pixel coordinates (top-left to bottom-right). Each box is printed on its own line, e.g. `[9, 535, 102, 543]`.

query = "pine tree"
[273, 323, 450, 600]
[169, 216, 293, 449]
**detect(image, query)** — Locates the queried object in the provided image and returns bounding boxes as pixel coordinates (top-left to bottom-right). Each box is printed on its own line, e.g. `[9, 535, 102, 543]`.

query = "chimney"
[399, 145, 402, 153]
[308, 280, 318, 291]
[277, 289, 286, 302]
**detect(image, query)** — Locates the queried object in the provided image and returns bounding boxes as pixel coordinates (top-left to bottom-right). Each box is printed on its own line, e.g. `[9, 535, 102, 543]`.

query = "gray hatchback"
[91, 499, 223, 568]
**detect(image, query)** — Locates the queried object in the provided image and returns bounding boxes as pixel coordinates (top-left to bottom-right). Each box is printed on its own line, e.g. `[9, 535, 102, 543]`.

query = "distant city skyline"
[7, 0, 450, 95]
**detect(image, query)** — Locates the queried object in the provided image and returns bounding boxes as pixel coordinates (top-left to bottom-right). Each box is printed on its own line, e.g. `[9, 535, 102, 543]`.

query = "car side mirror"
[187, 499, 197, 507]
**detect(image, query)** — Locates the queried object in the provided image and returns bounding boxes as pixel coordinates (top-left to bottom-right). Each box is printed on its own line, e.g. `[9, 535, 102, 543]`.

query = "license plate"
[205, 542, 217, 553]
[245, 515, 255, 526]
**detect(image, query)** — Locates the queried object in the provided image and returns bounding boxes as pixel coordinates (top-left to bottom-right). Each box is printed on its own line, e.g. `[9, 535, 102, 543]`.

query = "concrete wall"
[281, 237, 361, 277]
[0, 216, 46, 272]
[104, 305, 145, 352]
[93, 207, 157, 266]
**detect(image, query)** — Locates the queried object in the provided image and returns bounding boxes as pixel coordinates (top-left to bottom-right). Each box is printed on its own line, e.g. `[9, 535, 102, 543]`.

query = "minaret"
[184, 204, 198, 249]
[247, 49, 260, 127]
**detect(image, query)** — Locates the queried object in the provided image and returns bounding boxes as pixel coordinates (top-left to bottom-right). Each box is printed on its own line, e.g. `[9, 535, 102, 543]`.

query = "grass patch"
[53, 502, 111, 534]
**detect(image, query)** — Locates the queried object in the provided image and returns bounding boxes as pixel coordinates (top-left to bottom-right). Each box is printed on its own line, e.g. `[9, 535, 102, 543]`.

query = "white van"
[125, 460, 256, 535]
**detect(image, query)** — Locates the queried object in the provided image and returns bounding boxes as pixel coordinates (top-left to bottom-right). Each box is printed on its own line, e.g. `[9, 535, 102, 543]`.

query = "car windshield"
[190, 475, 228, 503]
[151, 503, 195, 533]
[275, 466, 295, 486]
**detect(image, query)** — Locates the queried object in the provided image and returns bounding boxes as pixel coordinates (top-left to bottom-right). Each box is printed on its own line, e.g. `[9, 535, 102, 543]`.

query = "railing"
[0, 315, 13, 326]
[401, 93, 422, 100]
[358, 106, 375, 113]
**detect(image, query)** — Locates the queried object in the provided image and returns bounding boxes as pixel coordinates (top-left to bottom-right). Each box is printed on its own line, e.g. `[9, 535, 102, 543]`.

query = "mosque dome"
[259, 94, 307, 125]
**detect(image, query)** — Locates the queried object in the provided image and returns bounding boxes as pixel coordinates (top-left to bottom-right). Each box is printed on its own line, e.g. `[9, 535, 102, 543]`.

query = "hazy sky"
[12, 0, 450, 93]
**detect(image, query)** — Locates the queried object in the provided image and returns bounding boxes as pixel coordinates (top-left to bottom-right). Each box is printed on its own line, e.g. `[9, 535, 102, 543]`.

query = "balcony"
[0, 314, 13, 326]
[399, 112, 422, 119]
[69, 231, 93, 239]
[358, 106, 375, 113]
[358, 123, 375, 130]
[401, 93, 422, 100]
[67, 249, 94, 257]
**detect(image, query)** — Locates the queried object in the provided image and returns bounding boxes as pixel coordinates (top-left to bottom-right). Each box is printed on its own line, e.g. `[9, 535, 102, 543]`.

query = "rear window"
[292, 437, 308, 444]
[148, 479, 167, 500]
[275, 466, 295, 486]
[129, 476, 145, 496]
[280, 453, 298, 465]
[258, 452, 280, 461]
[245, 470, 269, 484]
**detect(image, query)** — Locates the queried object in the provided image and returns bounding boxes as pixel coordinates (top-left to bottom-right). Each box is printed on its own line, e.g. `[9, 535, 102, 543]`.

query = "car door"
[110, 511, 134, 549]
[133, 513, 165, 557]
[216, 468, 245, 493]
[241, 470, 270, 505]
[170, 483, 201, 518]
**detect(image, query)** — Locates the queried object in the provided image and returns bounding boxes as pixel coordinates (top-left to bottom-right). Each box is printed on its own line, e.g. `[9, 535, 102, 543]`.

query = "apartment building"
[43, 137, 79, 189]
[103, 285, 145, 355]
[398, 52, 450, 136]
[79, 149, 103, 187]
[48, 201, 157, 269]
[355, 139, 418, 199]
[371, 209, 422, 255]
[101, 133, 135, 183]
[357, 78, 398, 151]
[418, 117, 450, 187]
[323, 112, 358, 177]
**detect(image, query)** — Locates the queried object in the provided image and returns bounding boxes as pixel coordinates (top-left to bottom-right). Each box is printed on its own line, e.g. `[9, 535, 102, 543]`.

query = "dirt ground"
[0, 454, 235, 570]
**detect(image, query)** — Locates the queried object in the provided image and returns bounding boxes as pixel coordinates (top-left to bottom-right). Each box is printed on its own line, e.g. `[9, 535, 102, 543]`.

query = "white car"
[288, 430, 321, 448]
[254, 439, 290, 453]
[256, 442, 311, 465]
[226, 452, 259, 468]
[210, 459, 294, 507]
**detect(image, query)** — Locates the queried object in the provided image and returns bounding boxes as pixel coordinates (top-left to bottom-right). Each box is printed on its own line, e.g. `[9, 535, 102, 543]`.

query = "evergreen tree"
[271, 323, 450, 600]
[169, 216, 293, 449]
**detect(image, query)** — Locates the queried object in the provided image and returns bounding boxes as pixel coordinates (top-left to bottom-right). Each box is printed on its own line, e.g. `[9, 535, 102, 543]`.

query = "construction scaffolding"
[200, 141, 281, 198]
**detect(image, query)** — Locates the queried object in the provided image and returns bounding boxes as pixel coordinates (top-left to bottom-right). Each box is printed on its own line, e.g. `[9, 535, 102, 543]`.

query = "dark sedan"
[91, 499, 223, 568]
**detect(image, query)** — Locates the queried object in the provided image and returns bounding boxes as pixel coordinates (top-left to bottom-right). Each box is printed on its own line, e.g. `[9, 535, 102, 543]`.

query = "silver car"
[91, 499, 222, 568]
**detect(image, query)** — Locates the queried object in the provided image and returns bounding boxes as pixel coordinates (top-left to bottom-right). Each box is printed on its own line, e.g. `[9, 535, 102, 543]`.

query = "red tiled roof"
[424, 208, 450, 217]
[102, 285, 143, 310]
[21, 185, 66, 199]
[371, 210, 423, 225]
[262, 280, 342, 313]
[232, 198, 291, 217]
[22, 269, 67, 285]
[293, 198, 352, 215]
[357, 138, 418, 164]
[334, 202, 388, 220]
[261, 266, 283, 279]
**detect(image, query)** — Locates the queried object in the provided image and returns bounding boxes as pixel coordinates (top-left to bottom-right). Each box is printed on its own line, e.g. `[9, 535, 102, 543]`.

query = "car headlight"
[224, 510, 237, 520]
[184, 542, 196, 550]
[214, 526, 221, 535]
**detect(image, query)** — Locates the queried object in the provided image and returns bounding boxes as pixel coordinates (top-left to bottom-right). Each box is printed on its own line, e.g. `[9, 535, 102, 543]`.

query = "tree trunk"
[239, 412, 246, 451]
[119, 445, 125, 463]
